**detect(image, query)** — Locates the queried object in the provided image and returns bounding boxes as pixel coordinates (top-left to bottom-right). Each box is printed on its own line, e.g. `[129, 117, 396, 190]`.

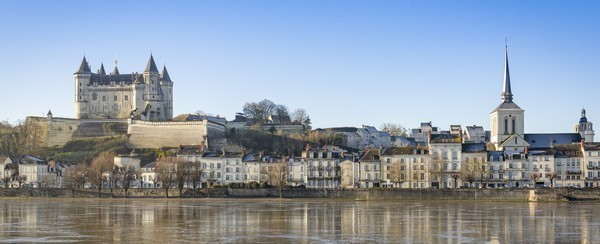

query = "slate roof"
[492, 101, 522, 112]
[161, 66, 172, 82]
[462, 143, 487, 153]
[487, 151, 504, 161]
[429, 134, 461, 143]
[359, 147, 381, 161]
[524, 133, 582, 149]
[76, 57, 91, 73]
[98, 63, 106, 75]
[391, 136, 416, 146]
[89, 73, 144, 85]
[111, 66, 120, 75]
[316, 127, 358, 133]
[382, 146, 428, 155]
[142, 162, 156, 168]
[145, 55, 159, 72]
[20, 155, 46, 164]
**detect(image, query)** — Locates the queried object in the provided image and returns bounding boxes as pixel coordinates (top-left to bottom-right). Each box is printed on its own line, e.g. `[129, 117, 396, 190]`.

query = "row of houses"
[3, 139, 600, 190]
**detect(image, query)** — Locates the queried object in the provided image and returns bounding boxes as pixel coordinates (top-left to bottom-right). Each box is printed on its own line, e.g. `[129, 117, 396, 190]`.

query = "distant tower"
[575, 108, 594, 142]
[490, 43, 525, 148]
[74, 56, 91, 119]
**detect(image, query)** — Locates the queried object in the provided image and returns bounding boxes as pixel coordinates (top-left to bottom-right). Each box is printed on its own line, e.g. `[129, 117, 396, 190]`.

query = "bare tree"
[89, 152, 114, 197]
[136, 170, 144, 189]
[2, 175, 12, 188]
[291, 108, 311, 130]
[451, 174, 461, 189]
[462, 161, 478, 188]
[109, 166, 122, 197]
[428, 160, 445, 189]
[380, 123, 409, 137]
[175, 160, 190, 198]
[188, 163, 204, 196]
[156, 156, 179, 198]
[529, 173, 542, 188]
[243, 102, 265, 125]
[64, 164, 87, 197]
[389, 161, 406, 188]
[274, 105, 290, 125]
[261, 162, 289, 198]
[122, 167, 137, 198]
[548, 173, 558, 188]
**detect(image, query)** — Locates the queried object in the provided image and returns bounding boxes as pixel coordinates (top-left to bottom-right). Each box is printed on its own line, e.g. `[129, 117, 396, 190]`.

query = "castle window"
[102, 96, 107, 101]
[92, 93, 98, 100]
[114, 96, 117, 101]
[124, 95, 129, 101]
[504, 118, 508, 134]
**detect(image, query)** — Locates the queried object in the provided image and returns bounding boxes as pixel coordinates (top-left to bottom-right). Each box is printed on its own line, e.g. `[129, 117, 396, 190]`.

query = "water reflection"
[0, 199, 599, 243]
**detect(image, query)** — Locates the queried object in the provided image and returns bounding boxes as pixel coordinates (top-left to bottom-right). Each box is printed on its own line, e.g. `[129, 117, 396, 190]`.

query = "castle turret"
[74, 56, 92, 119]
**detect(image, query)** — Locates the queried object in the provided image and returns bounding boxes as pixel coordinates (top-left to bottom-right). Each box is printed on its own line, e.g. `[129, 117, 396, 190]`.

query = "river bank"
[2, 188, 600, 201]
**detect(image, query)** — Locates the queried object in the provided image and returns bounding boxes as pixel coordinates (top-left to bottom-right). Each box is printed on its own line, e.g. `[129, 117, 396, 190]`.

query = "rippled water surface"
[1, 198, 599, 243]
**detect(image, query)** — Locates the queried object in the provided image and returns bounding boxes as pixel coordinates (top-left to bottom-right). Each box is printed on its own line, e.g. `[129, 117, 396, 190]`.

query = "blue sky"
[1, 1, 598, 139]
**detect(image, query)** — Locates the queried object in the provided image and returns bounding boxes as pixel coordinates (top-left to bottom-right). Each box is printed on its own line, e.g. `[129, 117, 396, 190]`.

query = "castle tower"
[140, 55, 165, 121]
[74, 56, 91, 119]
[490, 44, 525, 150]
[575, 108, 595, 142]
[161, 65, 174, 120]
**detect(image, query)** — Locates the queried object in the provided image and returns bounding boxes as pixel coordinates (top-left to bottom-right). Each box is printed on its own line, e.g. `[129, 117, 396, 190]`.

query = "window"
[124, 95, 129, 101]
[512, 118, 516, 133]
[102, 96, 107, 101]
[114, 95, 117, 101]
[504, 118, 508, 134]
[92, 93, 98, 100]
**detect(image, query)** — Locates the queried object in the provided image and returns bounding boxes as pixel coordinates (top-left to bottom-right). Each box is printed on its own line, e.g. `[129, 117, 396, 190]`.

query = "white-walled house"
[358, 148, 382, 188]
[114, 154, 141, 171]
[584, 143, 600, 187]
[140, 162, 158, 188]
[380, 147, 429, 189]
[429, 134, 462, 189]
[18, 155, 48, 188]
[302, 146, 344, 189]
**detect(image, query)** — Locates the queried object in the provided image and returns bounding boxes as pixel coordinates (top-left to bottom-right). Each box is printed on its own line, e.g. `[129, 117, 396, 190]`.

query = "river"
[0, 198, 598, 243]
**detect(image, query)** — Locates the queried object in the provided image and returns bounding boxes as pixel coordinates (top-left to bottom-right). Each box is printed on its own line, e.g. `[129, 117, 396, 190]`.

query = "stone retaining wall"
[2, 188, 599, 201]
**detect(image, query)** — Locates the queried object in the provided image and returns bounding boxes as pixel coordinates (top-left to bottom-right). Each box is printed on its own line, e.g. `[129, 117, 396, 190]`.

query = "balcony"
[587, 166, 600, 170]
[567, 170, 582, 175]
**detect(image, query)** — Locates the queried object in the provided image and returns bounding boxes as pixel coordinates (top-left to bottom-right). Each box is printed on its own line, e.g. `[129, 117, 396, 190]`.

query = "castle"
[74, 55, 173, 121]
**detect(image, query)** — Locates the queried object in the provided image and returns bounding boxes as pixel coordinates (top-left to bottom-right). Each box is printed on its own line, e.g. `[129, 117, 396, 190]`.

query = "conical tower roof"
[501, 44, 513, 103]
[144, 54, 159, 73]
[111, 66, 120, 75]
[161, 65, 172, 82]
[76, 56, 91, 73]
[99, 63, 106, 75]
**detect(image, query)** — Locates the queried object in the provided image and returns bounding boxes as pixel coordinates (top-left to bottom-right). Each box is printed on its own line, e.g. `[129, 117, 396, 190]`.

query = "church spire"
[76, 56, 91, 73]
[501, 43, 513, 103]
[144, 54, 159, 73]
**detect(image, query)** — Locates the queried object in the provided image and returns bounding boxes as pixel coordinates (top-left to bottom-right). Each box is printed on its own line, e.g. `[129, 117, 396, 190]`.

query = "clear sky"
[1, 1, 598, 140]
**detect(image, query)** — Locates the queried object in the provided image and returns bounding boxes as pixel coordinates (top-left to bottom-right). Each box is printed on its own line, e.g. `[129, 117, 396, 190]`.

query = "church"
[489, 44, 595, 154]
[74, 55, 173, 121]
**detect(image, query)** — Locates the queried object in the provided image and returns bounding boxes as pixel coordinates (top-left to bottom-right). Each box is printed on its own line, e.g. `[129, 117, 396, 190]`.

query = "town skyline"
[1, 1, 599, 139]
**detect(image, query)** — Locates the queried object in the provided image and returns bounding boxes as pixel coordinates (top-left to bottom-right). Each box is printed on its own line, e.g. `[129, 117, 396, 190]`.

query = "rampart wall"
[26, 117, 128, 147]
[127, 119, 225, 149]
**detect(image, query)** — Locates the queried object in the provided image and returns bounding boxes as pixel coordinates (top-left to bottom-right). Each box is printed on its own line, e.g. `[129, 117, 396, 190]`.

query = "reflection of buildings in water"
[1, 200, 600, 242]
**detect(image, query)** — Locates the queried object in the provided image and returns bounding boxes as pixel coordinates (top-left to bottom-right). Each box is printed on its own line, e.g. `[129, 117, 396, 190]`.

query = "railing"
[587, 166, 600, 170]
[567, 170, 582, 174]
